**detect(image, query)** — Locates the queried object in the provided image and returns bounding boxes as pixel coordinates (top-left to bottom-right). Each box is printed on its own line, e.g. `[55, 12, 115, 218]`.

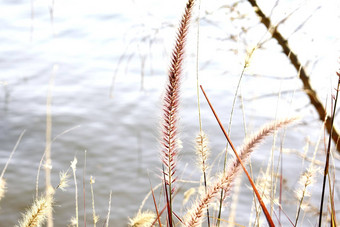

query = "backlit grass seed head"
[69, 217, 78, 227]
[57, 171, 70, 191]
[93, 215, 99, 224]
[90, 176, 95, 184]
[295, 165, 319, 200]
[71, 157, 77, 171]
[160, 0, 194, 189]
[128, 211, 156, 227]
[16, 196, 53, 227]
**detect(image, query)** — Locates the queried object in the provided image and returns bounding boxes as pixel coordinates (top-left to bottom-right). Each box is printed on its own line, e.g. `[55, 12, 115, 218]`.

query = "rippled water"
[0, 0, 339, 226]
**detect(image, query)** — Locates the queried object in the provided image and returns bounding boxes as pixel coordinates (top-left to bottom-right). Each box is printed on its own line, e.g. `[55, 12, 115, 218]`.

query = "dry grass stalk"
[160, 0, 195, 222]
[0, 130, 25, 202]
[16, 196, 53, 227]
[294, 123, 324, 226]
[90, 176, 99, 226]
[184, 117, 297, 226]
[195, 130, 211, 226]
[104, 190, 112, 227]
[70, 157, 78, 227]
[45, 71, 56, 227]
[295, 165, 319, 217]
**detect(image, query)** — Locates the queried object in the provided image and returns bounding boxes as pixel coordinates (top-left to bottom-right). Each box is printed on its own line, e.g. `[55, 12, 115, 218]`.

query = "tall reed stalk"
[45, 71, 55, 227]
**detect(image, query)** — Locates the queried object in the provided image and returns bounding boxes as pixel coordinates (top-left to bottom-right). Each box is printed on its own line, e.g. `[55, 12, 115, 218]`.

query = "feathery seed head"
[57, 170, 70, 191]
[16, 196, 53, 227]
[160, 0, 195, 190]
[195, 131, 210, 172]
[128, 211, 156, 227]
[295, 165, 320, 200]
[238, 117, 299, 160]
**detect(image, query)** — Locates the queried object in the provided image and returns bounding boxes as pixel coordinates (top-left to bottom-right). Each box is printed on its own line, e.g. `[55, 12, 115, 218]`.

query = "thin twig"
[246, 0, 340, 152]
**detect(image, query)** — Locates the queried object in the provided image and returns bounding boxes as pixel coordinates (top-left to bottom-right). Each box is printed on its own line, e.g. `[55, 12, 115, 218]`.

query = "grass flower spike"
[195, 131, 210, 173]
[160, 0, 195, 223]
[16, 196, 53, 227]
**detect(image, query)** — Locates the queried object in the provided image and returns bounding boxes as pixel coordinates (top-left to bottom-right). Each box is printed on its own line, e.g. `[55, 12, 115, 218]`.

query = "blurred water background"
[0, 0, 339, 226]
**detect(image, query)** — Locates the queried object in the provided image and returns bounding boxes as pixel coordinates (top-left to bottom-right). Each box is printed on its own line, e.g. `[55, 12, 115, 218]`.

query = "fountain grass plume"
[184, 117, 298, 226]
[195, 131, 210, 173]
[160, 0, 195, 223]
[16, 196, 53, 227]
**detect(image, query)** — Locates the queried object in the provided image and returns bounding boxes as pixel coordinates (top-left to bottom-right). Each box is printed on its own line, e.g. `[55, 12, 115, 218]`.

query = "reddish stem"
[200, 85, 275, 227]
